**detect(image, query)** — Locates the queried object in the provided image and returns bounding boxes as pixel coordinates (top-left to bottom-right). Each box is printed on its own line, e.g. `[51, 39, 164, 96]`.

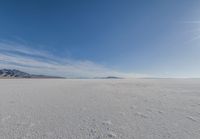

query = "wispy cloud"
[180, 20, 200, 43]
[0, 41, 145, 78]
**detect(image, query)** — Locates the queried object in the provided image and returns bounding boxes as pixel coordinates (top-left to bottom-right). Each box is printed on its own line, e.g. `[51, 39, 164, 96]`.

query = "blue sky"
[1, 0, 200, 77]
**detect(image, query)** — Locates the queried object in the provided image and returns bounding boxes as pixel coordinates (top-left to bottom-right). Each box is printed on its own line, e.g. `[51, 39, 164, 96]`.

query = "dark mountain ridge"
[0, 69, 64, 78]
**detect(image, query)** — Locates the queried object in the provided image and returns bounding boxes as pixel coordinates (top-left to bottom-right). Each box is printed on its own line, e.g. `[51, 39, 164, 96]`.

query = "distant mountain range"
[104, 76, 122, 79]
[94, 76, 123, 79]
[0, 69, 64, 78]
[0, 69, 123, 79]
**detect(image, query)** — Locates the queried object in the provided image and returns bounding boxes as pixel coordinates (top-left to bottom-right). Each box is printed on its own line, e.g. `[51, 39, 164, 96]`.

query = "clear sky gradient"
[1, 0, 200, 77]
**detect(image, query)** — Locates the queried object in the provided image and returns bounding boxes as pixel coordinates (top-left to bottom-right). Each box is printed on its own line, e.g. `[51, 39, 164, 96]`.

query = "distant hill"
[94, 76, 123, 79]
[105, 76, 123, 79]
[0, 69, 64, 79]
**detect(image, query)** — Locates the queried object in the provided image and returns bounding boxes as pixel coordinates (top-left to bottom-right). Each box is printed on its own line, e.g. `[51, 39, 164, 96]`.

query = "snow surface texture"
[0, 79, 200, 139]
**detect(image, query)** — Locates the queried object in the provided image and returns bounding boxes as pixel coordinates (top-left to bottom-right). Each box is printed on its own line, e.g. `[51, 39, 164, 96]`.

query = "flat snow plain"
[0, 79, 200, 139]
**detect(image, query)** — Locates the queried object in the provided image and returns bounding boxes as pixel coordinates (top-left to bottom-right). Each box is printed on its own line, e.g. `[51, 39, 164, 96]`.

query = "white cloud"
[0, 41, 146, 78]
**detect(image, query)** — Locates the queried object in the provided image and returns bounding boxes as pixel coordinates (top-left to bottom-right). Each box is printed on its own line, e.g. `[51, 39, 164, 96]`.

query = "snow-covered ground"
[0, 79, 200, 139]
